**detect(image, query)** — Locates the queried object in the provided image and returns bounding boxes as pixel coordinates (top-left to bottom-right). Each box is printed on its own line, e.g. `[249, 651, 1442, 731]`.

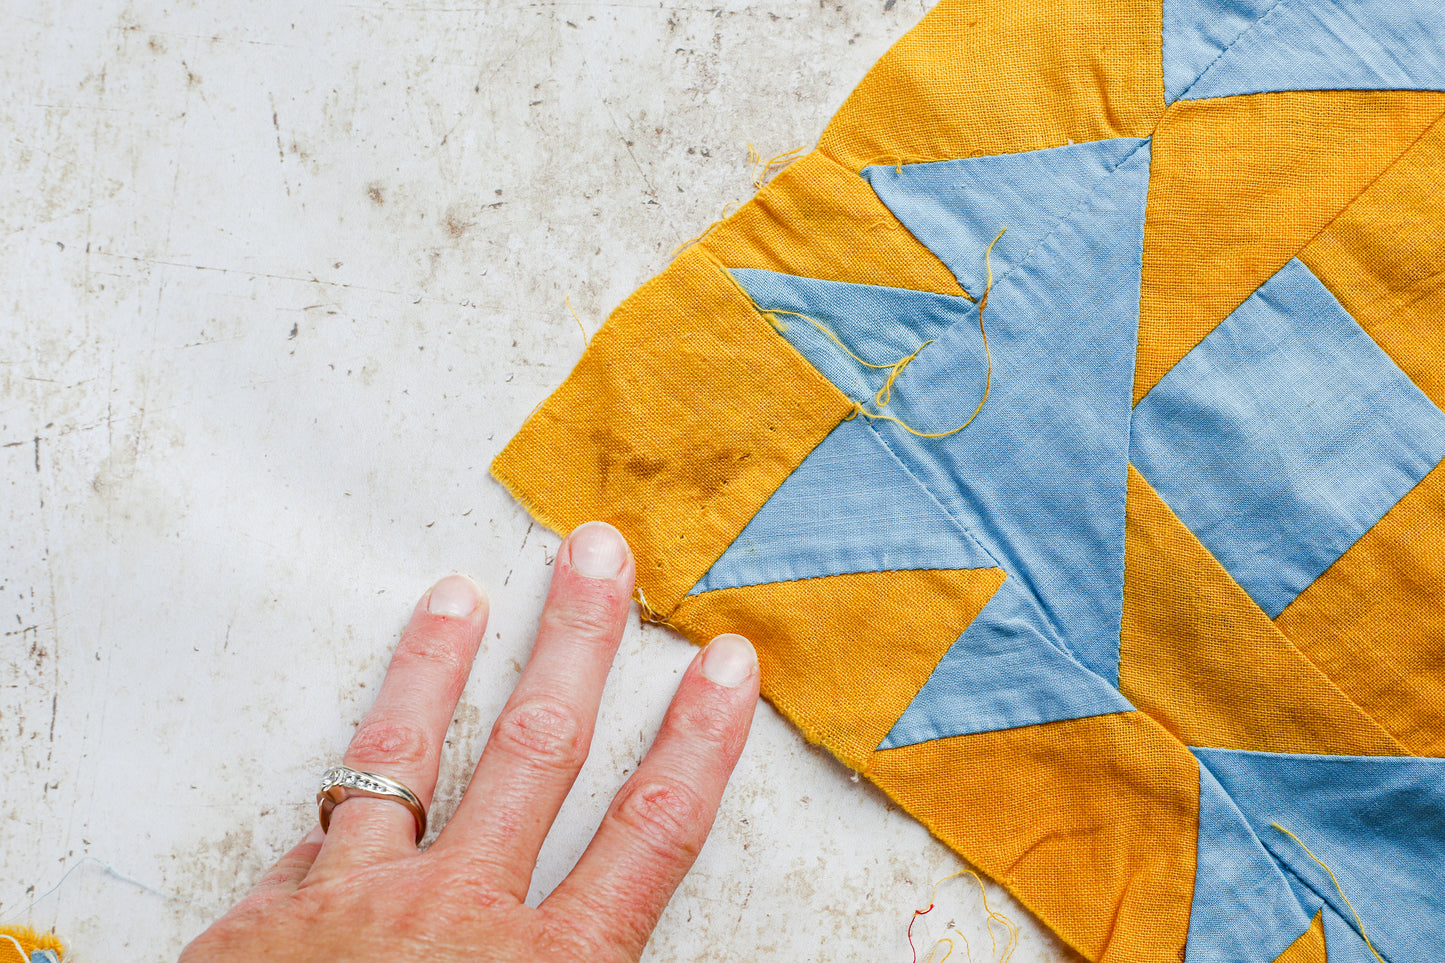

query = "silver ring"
[317, 765, 428, 843]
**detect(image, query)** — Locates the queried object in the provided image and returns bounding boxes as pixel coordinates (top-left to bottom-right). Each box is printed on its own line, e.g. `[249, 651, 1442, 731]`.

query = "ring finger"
[308, 574, 488, 877]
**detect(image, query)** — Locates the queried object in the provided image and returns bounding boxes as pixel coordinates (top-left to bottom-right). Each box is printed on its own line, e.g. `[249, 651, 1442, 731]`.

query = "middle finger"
[432, 521, 634, 898]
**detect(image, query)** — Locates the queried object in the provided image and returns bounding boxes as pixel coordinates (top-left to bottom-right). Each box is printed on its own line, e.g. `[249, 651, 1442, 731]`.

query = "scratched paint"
[0, 1, 1080, 960]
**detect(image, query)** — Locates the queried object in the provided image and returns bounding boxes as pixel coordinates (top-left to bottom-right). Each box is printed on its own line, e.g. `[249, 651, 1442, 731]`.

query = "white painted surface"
[0, 2, 1085, 960]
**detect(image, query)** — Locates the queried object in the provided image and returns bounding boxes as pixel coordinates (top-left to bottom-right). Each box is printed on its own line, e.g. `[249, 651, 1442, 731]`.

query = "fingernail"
[304, 825, 325, 844]
[568, 521, 628, 580]
[701, 633, 756, 688]
[428, 574, 482, 618]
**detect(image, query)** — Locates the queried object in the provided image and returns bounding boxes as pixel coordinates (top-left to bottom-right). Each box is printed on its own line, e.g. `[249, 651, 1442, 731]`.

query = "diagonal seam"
[1171, 0, 1292, 104]
[980, 137, 1153, 297]
[1271, 837, 1400, 963]
[1269, 458, 1445, 750]
[859, 137, 1153, 321]
[1124, 461, 1412, 756]
[860, 417, 1087, 662]
[1294, 104, 1445, 279]
[1132, 102, 1445, 413]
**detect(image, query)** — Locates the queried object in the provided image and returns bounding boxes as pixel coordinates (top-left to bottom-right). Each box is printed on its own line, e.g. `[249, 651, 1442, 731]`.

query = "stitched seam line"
[1271, 838, 1399, 963]
[1134, 102, 1445, 413]
[1126, 464, 1411, 755]
[860, 418, 1091, 663]
[983, 137, 1153, 295]
[687, 565, 1003, 598]
[1172, 0, 1292, 103]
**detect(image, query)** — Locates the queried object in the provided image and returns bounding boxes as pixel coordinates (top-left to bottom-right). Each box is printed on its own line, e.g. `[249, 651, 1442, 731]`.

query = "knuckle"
[430, 858, 515, 910]
[535, 915, 608, 963]
[347, 717, 433, 771]
[538, 907, 633, 963]
[538, 592, 623, 645]
[610, 777, 710, 859]
[672, 697, 742, 752]
[392, 625, 469, 677]
[490, 696, 590, 773]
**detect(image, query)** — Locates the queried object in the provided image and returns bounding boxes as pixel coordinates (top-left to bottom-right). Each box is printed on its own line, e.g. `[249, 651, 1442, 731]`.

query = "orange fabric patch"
[866, 712, 1198, 963]
[1274, 461, 1445, 757]
[490, 247, 852, 614]
[670, 567, 1005, 771]
[1300, 115, 1445, 409]
[699, 150, 965, 297]
[0, 927, 64, 963]
[1273, 913, 1326, 963]
[1120, 466, 1403, 756]
[819, 0, 1163, 172]
[1135, 91, 1445, 404]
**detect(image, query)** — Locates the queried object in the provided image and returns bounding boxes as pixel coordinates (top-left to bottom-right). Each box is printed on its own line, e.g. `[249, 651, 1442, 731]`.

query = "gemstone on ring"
[316, 765, 428, 843]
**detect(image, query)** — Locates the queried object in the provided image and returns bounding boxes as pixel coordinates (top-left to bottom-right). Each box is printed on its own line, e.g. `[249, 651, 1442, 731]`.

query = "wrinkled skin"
[181, 521, 760, 963]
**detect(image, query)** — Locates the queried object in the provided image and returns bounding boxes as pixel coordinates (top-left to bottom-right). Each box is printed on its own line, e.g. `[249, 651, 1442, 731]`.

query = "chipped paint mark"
[269, 93, 289, 196]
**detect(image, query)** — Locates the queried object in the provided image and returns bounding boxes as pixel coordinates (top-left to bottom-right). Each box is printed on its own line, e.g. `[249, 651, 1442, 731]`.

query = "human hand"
[180, 521, 760, 962]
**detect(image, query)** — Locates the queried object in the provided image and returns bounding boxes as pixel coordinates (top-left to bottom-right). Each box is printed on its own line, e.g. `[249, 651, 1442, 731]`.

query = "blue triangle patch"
[1165, 0, 1445, 104]
[689, 417, 997, 594]
[862, 138, 1146, 297]
[1194, 747, 1445, 963]
[879, 575, 1131, 747]
[1186, 765, 1313, 963]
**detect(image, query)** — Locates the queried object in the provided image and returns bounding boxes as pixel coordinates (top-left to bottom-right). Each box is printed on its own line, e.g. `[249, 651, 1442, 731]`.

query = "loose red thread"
[908, 897, 937, 963]
[907, 869, 1019, 963]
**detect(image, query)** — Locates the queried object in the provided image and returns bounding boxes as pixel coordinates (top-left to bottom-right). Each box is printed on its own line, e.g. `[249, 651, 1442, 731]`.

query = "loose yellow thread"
[857, 153, 935, 174]
[744, 227, 1005, 439]
[924, 936, 956, 963]
[669, 200, 743, 259]
[910, 869, 1018, 963]
[876, 338, 933, 407]
[844, 227, 1004, 439]
[565, 297, 589, 348]
[747, 142, 806, 189]
[1271, 824, 1385, 963]
[757, 307, 933, 411]
[633, 586, 672, 626]
[954, 868, 1018, 963]
[708, 228, 1006, 440]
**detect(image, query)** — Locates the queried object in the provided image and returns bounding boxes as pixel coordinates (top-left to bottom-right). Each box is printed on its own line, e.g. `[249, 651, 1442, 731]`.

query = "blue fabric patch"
[1130, 258, 1445, 619]
[1194, 747, 1445, 962]
[1162, 0, 1275, 104]
[1164, 0, 1445, 103]
[689, 417, 997, 594]
[878, 575, 1132, 748]
[865, 139, 1153, 692]
[861, 138, 1146, 300]
[1186, 765, 1312, 963]
[728, 269, 978, 409]
[1321, 903, 1389, 963]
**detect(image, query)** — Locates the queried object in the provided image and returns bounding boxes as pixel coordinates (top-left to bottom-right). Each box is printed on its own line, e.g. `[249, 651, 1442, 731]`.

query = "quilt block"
[493, 1, 1445, 958]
